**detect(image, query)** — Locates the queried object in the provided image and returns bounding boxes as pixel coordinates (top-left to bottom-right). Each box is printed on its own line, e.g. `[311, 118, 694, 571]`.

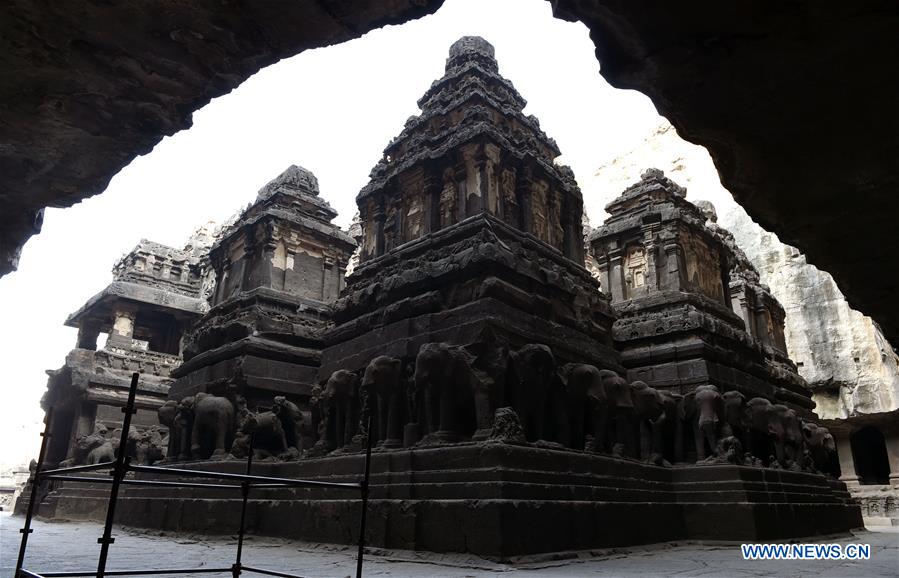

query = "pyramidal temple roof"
[359, 36, 573, 201]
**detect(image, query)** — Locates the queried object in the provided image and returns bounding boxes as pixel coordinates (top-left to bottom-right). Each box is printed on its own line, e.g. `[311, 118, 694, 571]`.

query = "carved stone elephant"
[598, 369, 635, 456]
[273, 395, 304, 455]
[657, 390, 685, 463]
[802, 422, 838, 476]
[776, 405, 804, 468]
[554, 363, 605, 451]
[631, 381, 665, 463]
[721, 391, 749, 450]
[190, 392, 235, 459]
[507, 344, 555, 442]
[231, 410, 289, 460]
[689, 385, 724, 461]
[415, 342, 498, 442]
[362, 356, 404, 448]
[746, 397, 785, 466]
[173, 396, 195, 460]
[157, 400, 180, 462]
[321, 369, 359, 451]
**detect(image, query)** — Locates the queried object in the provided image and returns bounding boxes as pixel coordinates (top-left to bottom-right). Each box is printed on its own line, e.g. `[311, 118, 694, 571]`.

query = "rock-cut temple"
[23, 37, 866, 558]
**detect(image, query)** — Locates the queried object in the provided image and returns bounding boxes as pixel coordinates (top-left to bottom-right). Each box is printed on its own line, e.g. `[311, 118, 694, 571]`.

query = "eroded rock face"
[0, 0, 445, 276]
[551, 0, 899, 347]
[588, 121, 899, 420]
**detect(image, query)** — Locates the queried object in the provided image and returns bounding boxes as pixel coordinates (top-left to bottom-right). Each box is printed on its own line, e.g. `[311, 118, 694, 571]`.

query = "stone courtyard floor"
[2, 513, 897, 577]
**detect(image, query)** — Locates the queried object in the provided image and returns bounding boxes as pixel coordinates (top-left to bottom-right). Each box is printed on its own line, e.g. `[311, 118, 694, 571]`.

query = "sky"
[0, 0, 669, 470]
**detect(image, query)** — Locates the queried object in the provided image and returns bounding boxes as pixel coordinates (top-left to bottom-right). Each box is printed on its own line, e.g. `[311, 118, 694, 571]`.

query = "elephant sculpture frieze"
[415, 342, 501, 442]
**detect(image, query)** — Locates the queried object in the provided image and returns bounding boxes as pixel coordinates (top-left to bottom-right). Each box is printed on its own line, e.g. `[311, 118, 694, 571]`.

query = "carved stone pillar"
[107, 307, 136, 349]
[641, 224, 660, 291]
[835, 433, 860, 486]
[243, 224, 275, 291]
[884, 431, 899, 486]
[661, 236, 683, 291]
[423, 167, 440, 234]
[374, 202, 386, 257]
[517, 165, 533, 235]
[607, 247, 625, 302]
[76, 322, 101, 350]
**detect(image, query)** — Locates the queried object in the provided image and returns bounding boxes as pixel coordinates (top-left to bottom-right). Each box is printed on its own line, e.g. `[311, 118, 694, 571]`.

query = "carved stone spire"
[356, 36, 583, 263]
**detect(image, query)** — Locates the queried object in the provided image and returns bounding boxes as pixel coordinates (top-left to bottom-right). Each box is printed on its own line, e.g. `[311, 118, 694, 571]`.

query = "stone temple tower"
[170, 165, 355, 409]
[320, 36, 621, 441]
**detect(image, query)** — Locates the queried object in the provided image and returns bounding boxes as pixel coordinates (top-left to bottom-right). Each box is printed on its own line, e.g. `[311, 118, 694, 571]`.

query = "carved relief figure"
[549, 192, 564, 250]
[405, 194, 425, 241]
[624, 244, 648, 296]
[500, 168, 517, 226]
[531, 181, 549, 242]
[439, 167, 457, 229]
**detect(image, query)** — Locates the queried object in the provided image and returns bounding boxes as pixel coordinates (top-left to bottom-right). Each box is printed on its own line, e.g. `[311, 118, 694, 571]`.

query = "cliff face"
[587, 122, 899, 419]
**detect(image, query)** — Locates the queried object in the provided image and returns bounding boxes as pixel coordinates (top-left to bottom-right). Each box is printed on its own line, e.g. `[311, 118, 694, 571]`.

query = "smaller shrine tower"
[590, 169, 812, 415]
[170, 166, 355, 407]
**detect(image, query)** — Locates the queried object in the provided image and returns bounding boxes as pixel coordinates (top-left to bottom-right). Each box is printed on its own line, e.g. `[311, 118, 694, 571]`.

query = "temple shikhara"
[25, 37, 895, 557]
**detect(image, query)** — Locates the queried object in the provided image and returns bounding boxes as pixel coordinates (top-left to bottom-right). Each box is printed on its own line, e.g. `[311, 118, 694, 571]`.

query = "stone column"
[641, 224, 659, 291]
[884, 431, 899, 487]
[423, 168, 440, 234]
[374, 203, 386, 257]
[517, 165, 533, 234]
[76, 322, 101, 350]
[835, 433, 860, 486]
[107, 307, 136, 349]
[607, 247, 625, 303]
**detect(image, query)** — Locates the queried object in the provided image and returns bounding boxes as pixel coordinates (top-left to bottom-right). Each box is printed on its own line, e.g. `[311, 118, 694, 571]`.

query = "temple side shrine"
[41, 239, 208, 468]
[25, 37, 862, 558]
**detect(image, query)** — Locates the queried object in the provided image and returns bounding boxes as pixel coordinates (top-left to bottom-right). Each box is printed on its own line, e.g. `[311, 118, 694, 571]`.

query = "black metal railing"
[15, 372, 375, 578]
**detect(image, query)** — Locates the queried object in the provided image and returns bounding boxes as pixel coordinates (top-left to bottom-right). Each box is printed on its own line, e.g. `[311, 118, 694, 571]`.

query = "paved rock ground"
[2, 513, 897, 577]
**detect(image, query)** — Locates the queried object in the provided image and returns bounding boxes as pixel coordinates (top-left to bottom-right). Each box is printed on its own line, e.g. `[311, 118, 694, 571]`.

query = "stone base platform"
[30, 443, 863, 559]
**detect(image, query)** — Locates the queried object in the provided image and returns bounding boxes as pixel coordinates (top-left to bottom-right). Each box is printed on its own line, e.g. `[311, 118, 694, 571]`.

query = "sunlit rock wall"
[586, 122, 899, 419]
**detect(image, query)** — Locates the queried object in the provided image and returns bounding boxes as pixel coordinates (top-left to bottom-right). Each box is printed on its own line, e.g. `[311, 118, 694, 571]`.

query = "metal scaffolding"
[15, 372, 375, 578]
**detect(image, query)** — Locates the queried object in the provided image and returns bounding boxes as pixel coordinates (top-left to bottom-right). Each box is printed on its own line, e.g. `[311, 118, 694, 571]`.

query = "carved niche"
[439, 167, 458, 229]
[531, 180, 549, 242]
[624, 244, 648, 297]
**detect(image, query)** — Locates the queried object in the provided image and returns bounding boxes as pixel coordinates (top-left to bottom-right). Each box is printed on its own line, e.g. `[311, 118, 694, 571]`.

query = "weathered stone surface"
[588, 122, 899, 421]
[25, 444, 862, 557]
[0, 0, 445, 276]
[3, 0, 897, 348]
[551, 0, 899, 345]
[24, 36, 865, 558]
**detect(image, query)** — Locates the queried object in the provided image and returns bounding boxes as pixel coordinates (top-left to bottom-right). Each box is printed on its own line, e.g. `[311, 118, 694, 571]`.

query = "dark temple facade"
[26, 37, 862, 558]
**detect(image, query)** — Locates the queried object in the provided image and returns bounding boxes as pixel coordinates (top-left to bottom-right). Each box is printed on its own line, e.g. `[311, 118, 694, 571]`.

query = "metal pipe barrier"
[15, 372, 375, 578]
